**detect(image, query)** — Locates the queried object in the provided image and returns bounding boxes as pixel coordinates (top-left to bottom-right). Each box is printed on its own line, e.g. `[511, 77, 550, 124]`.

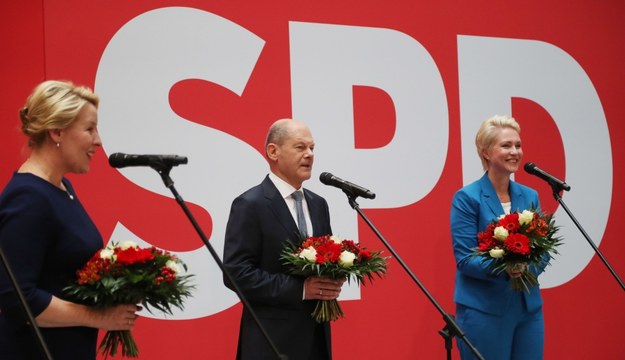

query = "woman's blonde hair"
[19, 80, 99, 148]
[475, 115, 521, 171]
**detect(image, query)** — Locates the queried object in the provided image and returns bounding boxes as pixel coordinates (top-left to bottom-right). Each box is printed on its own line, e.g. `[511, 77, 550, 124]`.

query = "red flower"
[477, 227, 497, 251]
[477, 236, 495, 252]
[358, 249, 371, 261]
[498, 213, 520, 232]
[342, 239, 360, 254]
[504, 233, 530, 255]
[528, 216, 549, 237]
[315, 241, 343, 264]
[115, 247, 155, 265]
[155, 266, 177, 286]
[76, 250, 114, 285]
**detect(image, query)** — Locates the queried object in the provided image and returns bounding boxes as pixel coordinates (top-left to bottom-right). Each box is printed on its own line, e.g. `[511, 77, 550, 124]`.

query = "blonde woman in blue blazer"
[451, 115, 547, 360]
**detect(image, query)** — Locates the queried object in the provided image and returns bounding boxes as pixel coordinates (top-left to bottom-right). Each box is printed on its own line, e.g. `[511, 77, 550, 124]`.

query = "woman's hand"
[506, 263, 527, 279]
[94, 304, 143, 331]
[36, 297, 142, 330]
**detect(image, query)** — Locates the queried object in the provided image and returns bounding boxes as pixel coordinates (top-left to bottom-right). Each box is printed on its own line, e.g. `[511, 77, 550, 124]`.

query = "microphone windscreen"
[319, 172, 333, 184]
[524, 162, 537, 174]
[108, 153, 127, 168]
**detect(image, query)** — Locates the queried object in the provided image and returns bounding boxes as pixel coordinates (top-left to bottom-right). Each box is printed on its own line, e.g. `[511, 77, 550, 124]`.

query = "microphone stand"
[0, 246, 53, 359]
[341, 190, 484, 360]
[549, 182, 625, 292]
[148, 163, 287, 360]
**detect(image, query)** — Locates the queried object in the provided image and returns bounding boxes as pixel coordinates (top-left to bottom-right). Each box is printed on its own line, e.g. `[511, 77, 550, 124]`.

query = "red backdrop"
[1, 1, 624, 359]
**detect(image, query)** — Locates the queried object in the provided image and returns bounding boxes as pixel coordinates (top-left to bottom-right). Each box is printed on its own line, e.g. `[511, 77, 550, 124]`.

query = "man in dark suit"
[223, 119, 345, 360]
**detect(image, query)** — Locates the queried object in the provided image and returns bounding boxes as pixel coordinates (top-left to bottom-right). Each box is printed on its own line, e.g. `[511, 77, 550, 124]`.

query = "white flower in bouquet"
[339, 251, 356, 267]
[299, 246, 317, 263]
[100, 247, 115, 260]
[493, 226, 509, 241]
[489, 248, 505, 258]
[166, 259, 181, 274]
[119, 240, 138, 250]
[518, 210, 534, 226]
[329, 235, 343, 244]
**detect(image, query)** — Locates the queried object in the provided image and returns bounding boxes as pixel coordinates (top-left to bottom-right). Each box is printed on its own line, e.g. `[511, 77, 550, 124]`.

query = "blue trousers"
[456, 294, 544, 360]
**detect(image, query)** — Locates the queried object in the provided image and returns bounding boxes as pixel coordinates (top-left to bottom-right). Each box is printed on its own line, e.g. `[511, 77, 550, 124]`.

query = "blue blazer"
[450, 172, 544, 315]
[223, 175, 333, 360]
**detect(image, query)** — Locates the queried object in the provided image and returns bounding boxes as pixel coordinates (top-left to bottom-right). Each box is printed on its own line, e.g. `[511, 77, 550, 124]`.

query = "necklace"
[60, 181, 75, 200]
[20, 160, 74, 200]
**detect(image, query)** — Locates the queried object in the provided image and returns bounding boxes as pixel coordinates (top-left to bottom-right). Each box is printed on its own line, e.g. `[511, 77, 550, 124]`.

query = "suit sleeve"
[450, 189, 508, 282]
[222, 196, 304, 307]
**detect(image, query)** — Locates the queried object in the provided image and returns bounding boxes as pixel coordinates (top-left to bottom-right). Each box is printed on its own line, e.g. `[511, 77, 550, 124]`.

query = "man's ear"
[266, 143, 279, 161]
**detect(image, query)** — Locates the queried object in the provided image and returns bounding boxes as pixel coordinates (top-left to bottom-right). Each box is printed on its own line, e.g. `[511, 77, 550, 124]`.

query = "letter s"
[96, 7, 265, 319]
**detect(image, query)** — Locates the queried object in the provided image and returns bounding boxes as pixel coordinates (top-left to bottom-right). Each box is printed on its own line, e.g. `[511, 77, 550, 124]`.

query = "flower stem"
[312, 299, 344, 323]
[99, 330, 139, 358]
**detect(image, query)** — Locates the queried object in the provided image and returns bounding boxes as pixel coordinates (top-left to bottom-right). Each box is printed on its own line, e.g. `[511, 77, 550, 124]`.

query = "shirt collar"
[268, 172, 302, 199]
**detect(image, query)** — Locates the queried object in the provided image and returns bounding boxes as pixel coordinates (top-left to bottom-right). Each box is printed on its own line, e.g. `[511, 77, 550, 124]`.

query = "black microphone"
[319, 172, 376, 199]
[523, 162, 570, 191]
[108, 152, 188, 169]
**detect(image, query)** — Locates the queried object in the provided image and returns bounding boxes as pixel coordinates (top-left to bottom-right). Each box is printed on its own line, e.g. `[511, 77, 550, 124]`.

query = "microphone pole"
[547, 184, 625, 292]
[0, 246, 53, 359]
[143, 162, 287, 360]
[337, 187, 484, 360]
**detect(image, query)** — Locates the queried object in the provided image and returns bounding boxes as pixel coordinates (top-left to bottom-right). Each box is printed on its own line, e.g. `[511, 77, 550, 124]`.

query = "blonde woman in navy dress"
[0, 80, 140, 359]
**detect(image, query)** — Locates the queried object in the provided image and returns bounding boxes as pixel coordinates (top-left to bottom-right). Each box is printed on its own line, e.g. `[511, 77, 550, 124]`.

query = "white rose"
[339, 251, 356, 267]
[489, 248, 505, 258]
[330, 235, 343, 244]
[166, 260, 181, 274]
[518, 210, 534, 226]
[100, 247, 115, 260]
[299, 246, 317, 263]
[493, 226, 509, 241]
[119, 241, 137, 250]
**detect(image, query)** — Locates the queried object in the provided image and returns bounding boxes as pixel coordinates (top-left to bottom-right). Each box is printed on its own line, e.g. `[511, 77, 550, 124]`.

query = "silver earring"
[56, 142, 60, 148]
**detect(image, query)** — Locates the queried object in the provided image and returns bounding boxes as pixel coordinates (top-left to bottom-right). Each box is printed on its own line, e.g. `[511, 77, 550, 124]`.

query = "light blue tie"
[291, 191, 307, 236]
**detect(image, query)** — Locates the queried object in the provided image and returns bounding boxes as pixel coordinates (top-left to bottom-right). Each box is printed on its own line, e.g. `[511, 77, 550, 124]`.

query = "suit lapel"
[479, 173, 504, 219]
[303, 189, 319, 235]
[480, 173, 532, 217]
[509, 180, 530, 213]
[261, 176, 298, 236]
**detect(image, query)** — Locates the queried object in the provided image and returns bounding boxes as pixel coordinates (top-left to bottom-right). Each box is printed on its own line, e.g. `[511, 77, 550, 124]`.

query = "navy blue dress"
[0, 173, 103, 359]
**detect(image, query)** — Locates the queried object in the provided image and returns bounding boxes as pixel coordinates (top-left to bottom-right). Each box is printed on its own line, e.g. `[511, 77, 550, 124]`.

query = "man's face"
[273, 123, 315, 189]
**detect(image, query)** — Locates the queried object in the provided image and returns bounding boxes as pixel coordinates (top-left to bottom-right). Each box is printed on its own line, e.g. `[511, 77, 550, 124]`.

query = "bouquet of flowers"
[281, 234, 388, 322]
[472, 209, 562, 292]
[64, 241, 195, 358]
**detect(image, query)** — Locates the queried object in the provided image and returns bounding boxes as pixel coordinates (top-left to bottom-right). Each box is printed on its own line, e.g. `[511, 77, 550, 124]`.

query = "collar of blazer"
[479, 172, 526, 218]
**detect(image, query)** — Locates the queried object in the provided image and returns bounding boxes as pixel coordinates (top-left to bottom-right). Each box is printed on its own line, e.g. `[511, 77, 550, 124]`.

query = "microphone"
[108, 152, 188, 169]
[319, 172, 376, 199]
[523, 162, 570, 191]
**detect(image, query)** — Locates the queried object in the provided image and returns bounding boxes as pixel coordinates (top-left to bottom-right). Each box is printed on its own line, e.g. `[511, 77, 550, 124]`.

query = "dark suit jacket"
[223, 175, 333, 360]
[450, 172, 546, 315]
